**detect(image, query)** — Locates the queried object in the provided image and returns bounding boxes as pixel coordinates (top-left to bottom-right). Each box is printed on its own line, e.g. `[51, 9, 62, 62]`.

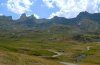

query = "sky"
[0, 0, 100, 19]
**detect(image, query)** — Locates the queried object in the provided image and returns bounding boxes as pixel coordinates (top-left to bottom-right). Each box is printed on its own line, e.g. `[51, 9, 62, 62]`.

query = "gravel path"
[48, 50, 78, 65]
[60, 62, 77, 65]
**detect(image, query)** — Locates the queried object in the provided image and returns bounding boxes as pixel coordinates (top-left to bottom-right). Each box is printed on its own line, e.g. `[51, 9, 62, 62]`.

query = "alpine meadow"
[0, 0, 100, 65]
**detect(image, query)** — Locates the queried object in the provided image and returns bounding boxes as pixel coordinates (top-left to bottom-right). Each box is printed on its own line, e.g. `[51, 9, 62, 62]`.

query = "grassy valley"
[0, 12, 100, 65]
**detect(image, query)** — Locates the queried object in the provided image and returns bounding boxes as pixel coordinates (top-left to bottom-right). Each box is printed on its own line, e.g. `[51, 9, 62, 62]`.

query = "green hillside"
[0, 12, 100, 65]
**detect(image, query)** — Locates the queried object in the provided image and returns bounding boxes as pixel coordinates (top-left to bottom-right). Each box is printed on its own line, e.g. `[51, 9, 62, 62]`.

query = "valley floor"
[0, 35, 100, 65]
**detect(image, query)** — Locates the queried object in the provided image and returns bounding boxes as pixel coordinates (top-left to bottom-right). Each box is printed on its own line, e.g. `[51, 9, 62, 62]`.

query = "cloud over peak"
[3, 0, 100, 19]
[7, 0, 33, 14]
[43, 0, 100, 18]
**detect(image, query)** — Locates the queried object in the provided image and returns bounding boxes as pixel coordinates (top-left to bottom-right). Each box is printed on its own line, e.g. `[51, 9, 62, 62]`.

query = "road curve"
[48, 50, 78, 65]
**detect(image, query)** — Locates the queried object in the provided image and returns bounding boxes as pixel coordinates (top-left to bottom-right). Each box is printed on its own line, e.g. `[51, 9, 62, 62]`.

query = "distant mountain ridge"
[0, 11, 100, 34]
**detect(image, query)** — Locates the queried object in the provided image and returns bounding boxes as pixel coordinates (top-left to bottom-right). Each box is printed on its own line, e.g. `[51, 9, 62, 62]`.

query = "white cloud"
[7, 0, 33, 14]
[0, 13, 3, 16]
[34, 14, 40, 19]
[43, 0, 54, 8]
[43, 0, 100, 18]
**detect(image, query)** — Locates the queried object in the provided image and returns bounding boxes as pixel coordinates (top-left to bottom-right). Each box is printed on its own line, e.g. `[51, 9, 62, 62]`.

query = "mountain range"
[0, 11, 100, 36]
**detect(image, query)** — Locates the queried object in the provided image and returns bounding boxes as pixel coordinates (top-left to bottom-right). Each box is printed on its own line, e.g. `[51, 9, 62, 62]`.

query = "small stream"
[75, 54, 86, 62]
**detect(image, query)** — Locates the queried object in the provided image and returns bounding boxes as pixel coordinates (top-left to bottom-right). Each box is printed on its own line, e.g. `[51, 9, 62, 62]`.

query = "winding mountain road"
[49, 50, 78, 65]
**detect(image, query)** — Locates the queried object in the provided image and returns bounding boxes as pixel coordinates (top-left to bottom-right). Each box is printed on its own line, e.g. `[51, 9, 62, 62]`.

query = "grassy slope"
[0, 50, 61, 65]
[0, 32, 100, 65]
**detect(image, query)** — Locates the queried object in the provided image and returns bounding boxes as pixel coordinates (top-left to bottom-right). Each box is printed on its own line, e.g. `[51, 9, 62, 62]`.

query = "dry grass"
[0, 50, 62, 65]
